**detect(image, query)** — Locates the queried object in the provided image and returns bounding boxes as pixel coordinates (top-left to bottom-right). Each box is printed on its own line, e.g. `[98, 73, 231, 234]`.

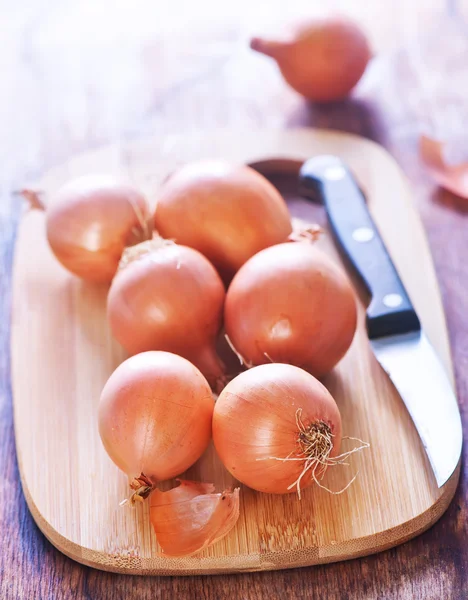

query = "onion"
[213, 363, 348, 496]
[225, 242, 357, 377]
[154, 160, 292, 281]
[23, 175, 151, 282]
[150, 480, 240, 556]
[250, 17, 371, 102]
[98, 351, 214, 501]
[107, 239, 226, 389]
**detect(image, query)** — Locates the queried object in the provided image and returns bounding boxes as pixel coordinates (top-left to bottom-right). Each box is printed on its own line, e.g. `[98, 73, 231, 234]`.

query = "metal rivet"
[324, 166, 346, 181]
[383, 293, 403, 308]
[352, 227, 374, 243]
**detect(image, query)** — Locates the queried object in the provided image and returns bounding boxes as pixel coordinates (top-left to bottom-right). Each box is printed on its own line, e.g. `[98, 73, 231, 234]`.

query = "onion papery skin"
[150, 480, 240, 556]
[107, 240, 226, 388]
[213, 363, 342, 494]
[98, 351, 214, 487]
[45, 175, 150, 282]
[225, 242, 357, 377]
[153, 160, 292, 281]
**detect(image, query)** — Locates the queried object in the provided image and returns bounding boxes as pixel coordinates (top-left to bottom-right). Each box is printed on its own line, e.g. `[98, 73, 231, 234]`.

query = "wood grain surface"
[1, 1, 467, 598]
[11, 129, 460, 575]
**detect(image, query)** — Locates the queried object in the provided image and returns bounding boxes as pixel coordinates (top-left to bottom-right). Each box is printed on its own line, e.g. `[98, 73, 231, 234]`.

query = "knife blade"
[298, 155, 462, 488]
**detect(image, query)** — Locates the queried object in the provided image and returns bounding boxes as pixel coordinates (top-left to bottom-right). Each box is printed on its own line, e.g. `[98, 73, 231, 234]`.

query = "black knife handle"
[299, 155, 420, 339]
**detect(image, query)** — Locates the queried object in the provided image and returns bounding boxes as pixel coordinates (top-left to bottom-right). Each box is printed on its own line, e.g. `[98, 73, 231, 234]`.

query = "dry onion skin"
[107, 239, 226, 389]
[150, 480, 240, 556]
[419, 134, 468, 199]
[225, 242, 357, 377]
[98, 351, 214, 502]
[213, 363, 365, 497]
[250, 17, 371, 102]
[23, 175, 151, 282]
[153, 160, 293, 281]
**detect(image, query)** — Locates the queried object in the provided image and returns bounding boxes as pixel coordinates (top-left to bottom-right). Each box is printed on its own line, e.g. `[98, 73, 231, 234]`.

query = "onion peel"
[19, 189, 46, 211]
[150, 480, 240, 557]
[420, 134, 468, 199]
[288, 217, 323, 243]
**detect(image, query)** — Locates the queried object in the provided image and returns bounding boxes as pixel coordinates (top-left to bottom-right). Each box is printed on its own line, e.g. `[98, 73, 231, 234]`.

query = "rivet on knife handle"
[299, 155, 421, 339]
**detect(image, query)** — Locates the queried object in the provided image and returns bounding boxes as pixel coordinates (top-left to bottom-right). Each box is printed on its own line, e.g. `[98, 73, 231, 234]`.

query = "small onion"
[213, 363, 342, 496]
[225, 242, 357, 377]
[251, 17, 371, 102]
[24, 175, 151, 282]
[107, 239, 226, 389]
[154, 160, 292, 281]
[98, 351, 214, 501]
[150, 480, 240, 556]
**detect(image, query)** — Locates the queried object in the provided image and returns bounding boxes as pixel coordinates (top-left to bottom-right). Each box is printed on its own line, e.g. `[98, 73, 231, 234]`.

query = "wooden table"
[1, 1, 467, 598]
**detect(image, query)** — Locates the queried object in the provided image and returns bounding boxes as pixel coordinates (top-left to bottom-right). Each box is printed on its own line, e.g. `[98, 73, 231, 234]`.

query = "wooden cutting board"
[11, 129, 460, 575]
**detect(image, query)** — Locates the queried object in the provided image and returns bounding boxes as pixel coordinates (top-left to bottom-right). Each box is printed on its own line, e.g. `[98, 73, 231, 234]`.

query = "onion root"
[129, 472, 156, 503]
[260, 409, 369, 499]
[119, 472, 156, 506]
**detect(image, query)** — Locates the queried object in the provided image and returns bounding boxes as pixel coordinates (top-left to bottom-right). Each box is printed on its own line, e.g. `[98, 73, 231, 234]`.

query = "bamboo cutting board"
[11, 129, 460, 575]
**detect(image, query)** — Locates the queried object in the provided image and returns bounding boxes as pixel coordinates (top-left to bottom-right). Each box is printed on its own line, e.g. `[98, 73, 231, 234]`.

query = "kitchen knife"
[299, 155, 462, 488]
